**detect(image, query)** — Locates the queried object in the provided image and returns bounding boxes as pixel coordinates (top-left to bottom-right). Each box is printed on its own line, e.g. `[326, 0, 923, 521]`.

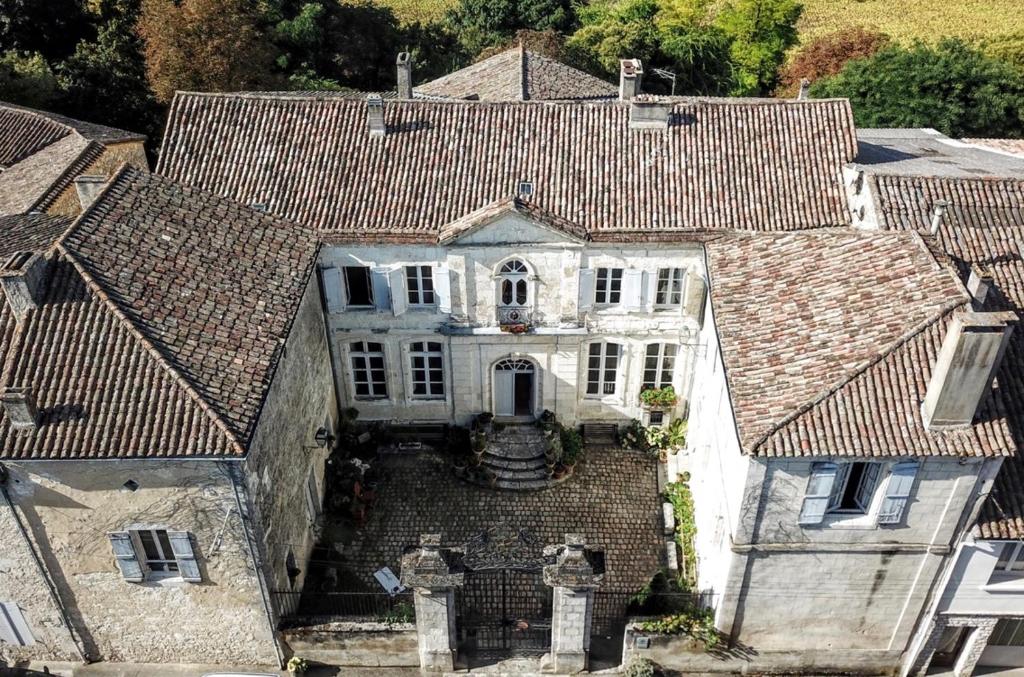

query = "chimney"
[929, 200, 949, 236]
[922, 311, 1016, 429]
[0, 251, 50, 323]
[396, 52, 413, 99]
[967, 266, 994, 308]
[366, 94, 385, 136]
[619, 59, 643, 101]
[1, 387, 38, 430]
[797, 78, 811, 100]
[629, 95, 671, 131]
[74, 174, 107, 211]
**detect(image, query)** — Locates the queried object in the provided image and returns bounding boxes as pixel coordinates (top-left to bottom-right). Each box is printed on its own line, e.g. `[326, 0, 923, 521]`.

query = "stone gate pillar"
[400, 533, 465, 672]
[541, 534, 605, 674]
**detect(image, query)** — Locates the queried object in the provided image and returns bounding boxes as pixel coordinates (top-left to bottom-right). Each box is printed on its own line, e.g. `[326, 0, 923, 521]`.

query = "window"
[499, 259, 529, 307]
[648, 411, 665, 427]
[642, 343, 677, 390]
[138, 529, 179, 573]
[991, 619, 1024, 646]
[406, 266, 435, 306]
[656, 268, 685, 306]
[586, 342, 621, 396]
[350, 341, 388, 399]
[409, 341, 445, 399]
[0, 602, 34, 646]
[344, 266, 373, 306]
[994, 542, 1024, 576]
[829, 462, 881, 513]
[799, 461, 917, 526]
[108, 529, 201, 582]
[595, 268, 623, 305]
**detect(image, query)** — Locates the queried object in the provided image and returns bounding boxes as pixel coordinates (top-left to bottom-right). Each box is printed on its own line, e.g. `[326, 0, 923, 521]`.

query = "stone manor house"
[0, 54, 1023, 676]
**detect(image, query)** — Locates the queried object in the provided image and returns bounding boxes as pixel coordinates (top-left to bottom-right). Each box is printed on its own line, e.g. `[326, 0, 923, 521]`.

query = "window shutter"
[877, 462, 919, 525]
[578, 268, 595, 312]
[684, 270, 707, 326]
[799, 463, 838, 525]
[371, 268, 391, 313]
[641, 270, 658, 311]
[0, 602, 35, 646]
[827, 463, 851, 512]
[322, 267, 345, 314]
[621, 269, 643, 310]
[108, 531, 144, 582]
[434, 264, 452, 314]
[167, 531, 202, 583]
[388, 267, 407, 316]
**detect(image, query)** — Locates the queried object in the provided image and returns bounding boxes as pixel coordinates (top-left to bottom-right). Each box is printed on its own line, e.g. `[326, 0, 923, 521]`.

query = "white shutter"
[621, 269, 642, 310]
[578, 268, 596, 312]
[108, 531, 144, 582]
[641, 270, 658, 311]
[684, 270, 707, 326]
[877, 462, 919, 525]
[322, 267, 345, 314]
[434, 264, 452, 314]
[827, 463, 851, 512]
[167, 531, 201, 583]
[371, 268, 391, 313]
[0, 602, 34, 646]
[388, 267, 408, 316]
[799, 463, 838, 525]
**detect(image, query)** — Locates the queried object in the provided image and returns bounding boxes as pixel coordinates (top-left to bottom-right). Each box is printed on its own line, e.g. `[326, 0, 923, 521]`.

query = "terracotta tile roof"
[157, 94, 857, 238]
[963, 138, 1024, 157]
[705, 229, 1013, 458]
[0, 167, 320, 459]
[869, 174, 1024, 537]
[0, 213, 72, 259]
[415, 47, 618, 101]
[0, 135, 102, 216]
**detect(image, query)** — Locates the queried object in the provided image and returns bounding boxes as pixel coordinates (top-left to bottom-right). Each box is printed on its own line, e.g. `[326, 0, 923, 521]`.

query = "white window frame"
[496, 259, 531, 310]
[585, 341, 622, 398]
[408, 341, 446, 400]
[349, 341, 389, 400]
[405, 265, 435, 307]
[642, 343, 677, 391]
[343, 266, 374, 308]
[826, 461, 882, 516]
[655, 267, 685, 307]
[594, 268, 623, 305]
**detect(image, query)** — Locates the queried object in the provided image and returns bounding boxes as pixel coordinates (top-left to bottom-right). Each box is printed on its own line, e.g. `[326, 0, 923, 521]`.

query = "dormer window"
[499, 260, 529, 307]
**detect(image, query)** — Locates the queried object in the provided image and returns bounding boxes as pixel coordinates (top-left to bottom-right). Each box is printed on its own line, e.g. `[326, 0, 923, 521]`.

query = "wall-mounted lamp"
[314, 427, 335, 449]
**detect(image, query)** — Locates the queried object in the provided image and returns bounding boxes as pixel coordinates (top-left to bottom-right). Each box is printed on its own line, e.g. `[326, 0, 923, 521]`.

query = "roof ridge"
[56, 168, 245, 456]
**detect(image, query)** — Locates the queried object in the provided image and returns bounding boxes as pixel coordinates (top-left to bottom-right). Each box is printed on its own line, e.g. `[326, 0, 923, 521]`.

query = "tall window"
[350, 341, 388, 399]
[136, 529, 179, 574]
[829, 462, 881, 513]
[991, 619, 1024, 647]
[586, 342, 621, 396]
[499, 259, 529, 306]
[595, 268, 623, 304]
[406, 266, 435, 306]
[642, 343, 677, 390]
[994, 542, 1024, 576]
[409, 341, 445, 399]
[656, 268, 685, 306]
[344, 266, 373, 306]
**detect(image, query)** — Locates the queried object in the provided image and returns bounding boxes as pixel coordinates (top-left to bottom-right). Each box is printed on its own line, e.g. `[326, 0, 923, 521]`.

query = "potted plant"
[560, 427, 583, 472]
[452, 454, 469, 477]
[287, 656, 309, 676]
[639, 385, 679, 409]
[545, 435, 562, 464]
[472, 432, 487, 456]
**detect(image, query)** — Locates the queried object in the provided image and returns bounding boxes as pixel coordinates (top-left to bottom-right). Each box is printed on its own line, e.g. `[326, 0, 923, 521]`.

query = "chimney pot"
[922, 311, 1016, 429]
[366, 94, 385, 136]
[0, 251, 50, 323]
[619, 59, 643, 101]
[967, 266, 994, 308]
[629, 95, 671, 131]
[1, 386, 38, 430]
[74, 174, 107, 211]
[930, 200, 949, 236]
[396, 52, 413, 99]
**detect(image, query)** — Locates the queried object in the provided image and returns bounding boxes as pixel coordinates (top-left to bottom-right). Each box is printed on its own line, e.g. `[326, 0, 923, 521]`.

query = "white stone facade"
[321, 214, 705, 427]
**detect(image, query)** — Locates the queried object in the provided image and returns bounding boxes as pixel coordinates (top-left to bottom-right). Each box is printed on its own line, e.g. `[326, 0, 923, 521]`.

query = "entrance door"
[933, 626, 971, 668]
[494, 359, 534, 417]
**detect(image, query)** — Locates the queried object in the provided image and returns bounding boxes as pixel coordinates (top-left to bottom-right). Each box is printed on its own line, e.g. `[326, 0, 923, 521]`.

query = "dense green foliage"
[446, 0, 577, 56]
[812, 39, 1024, 138]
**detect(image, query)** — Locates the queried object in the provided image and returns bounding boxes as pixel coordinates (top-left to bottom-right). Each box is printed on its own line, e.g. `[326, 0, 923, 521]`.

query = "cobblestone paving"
[336, 446, 663, 595]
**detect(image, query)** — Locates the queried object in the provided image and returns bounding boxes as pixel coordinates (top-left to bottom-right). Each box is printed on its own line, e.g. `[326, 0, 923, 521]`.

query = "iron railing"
[272, 590, 415, 623]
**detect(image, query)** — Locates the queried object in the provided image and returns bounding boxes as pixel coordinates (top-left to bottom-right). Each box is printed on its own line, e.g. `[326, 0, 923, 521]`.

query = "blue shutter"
[578, 268, 596, 312]
[371, 268, 391, 312]
[108, 531, 144, 582]
[877, 462, 919, 525]
[167, 531, 202, 583]
[799, 463, 838, 525]
[322, 267, 344, 314]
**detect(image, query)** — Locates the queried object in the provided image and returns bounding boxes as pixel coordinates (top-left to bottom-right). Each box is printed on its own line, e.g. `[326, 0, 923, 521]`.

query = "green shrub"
[637, 606, 719, 650]
[639, 385, 679, 408]
[665, 479, 696, 588]
[560, 426, 582, 465]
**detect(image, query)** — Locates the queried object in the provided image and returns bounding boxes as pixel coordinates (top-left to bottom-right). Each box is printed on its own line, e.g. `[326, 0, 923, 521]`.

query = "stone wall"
[0, 460, 277, 666]
[281, 622, 418, 667]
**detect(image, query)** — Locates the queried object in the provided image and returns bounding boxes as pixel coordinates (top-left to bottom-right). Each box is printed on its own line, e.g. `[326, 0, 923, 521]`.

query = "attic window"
[250, 203, 268, 213]
[517, 181, 534, 198]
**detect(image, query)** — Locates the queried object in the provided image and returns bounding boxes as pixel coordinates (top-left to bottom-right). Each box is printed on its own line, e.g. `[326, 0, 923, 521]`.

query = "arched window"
[498, 259, 529, 307]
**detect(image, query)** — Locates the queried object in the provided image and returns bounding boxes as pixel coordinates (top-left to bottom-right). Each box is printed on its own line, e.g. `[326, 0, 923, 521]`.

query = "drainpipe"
[0, 462, 88, 662]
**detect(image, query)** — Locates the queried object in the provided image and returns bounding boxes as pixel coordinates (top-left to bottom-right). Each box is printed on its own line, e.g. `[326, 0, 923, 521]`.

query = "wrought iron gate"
[455, 524, 554, 657]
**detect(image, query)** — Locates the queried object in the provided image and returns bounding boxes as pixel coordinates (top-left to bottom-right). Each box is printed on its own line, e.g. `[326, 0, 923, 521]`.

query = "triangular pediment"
[438, 198, 588, 245]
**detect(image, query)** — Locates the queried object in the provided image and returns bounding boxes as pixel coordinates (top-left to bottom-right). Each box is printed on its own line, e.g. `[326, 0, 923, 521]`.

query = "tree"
[446, 0, 578, 56]
[0, 0, 92, 61]
[777, 27, 890, 97]
[477, 29, 567, 61]
[812, 39, 1024, 138]
[714, 0, 802, 95]
[0, 51, 60, 109]
[138, 0, 282, 103]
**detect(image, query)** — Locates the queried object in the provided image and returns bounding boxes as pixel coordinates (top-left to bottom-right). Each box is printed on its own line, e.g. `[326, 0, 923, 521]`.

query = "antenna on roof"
[929, 200, 949, 236]
[649, 68, 677, 96]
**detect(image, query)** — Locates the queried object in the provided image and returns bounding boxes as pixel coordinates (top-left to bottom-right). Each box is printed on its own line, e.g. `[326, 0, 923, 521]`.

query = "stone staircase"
[480, 424, 550, 491]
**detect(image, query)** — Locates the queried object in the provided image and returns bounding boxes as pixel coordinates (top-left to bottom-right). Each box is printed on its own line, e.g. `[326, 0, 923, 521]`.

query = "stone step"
[493, 477, 552, 491]
[486, 443, 548, 460]
[486, 464, 550, 482]
[481, 453, 547, 471]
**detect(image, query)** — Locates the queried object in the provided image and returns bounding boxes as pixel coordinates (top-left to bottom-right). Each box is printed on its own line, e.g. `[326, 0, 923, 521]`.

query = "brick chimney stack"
[396, 52, 413, 99]
[619, 59, 643, 101]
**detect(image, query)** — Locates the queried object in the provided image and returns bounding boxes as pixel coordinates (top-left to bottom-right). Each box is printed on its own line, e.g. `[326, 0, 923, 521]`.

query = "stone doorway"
[494, 358, 535, 418]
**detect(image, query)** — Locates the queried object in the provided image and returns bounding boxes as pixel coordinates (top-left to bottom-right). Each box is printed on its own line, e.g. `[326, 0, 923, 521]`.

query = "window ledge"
[821, 513, 878, 530]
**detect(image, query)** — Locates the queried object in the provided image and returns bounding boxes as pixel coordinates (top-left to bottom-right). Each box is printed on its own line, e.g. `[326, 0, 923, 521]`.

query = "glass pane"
[138, 530, 160, 560]
[502, 280, 513, 305]
[516, 280, 527, 304]
[428, 342, 441, 352]
[996, 543, 1014, 570]
[413, 382, 426, 394]
[156, 530, 173, 559]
